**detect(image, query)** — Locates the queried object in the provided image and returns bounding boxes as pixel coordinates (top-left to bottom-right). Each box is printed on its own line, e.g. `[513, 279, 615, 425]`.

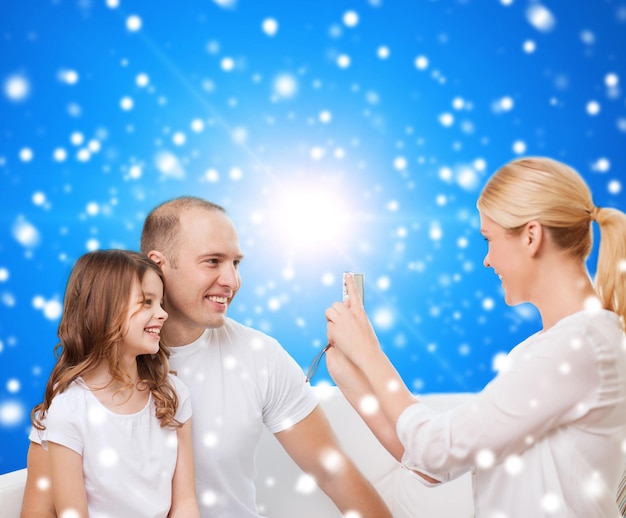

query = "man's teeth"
[208, 296, 227, 304]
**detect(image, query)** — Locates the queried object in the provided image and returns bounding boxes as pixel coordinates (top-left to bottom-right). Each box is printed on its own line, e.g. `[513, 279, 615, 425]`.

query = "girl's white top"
[32, 373, 191, 518]
[397, 309, 626, 517]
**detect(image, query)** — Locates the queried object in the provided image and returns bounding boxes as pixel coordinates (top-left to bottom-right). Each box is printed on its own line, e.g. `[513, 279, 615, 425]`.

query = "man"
[21, 196, 391, 518]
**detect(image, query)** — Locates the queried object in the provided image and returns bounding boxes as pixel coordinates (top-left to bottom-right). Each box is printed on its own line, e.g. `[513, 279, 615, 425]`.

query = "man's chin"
[205, 314, 227, 329]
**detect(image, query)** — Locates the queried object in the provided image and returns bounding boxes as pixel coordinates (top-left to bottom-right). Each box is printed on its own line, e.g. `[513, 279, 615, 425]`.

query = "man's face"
[157, 208, 243, 345]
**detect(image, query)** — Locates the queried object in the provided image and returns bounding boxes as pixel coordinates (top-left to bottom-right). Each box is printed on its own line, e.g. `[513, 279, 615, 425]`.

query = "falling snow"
[1, 1, 625, 492]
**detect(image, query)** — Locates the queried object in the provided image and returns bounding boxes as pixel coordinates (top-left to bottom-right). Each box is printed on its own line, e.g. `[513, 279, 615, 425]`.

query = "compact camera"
[343, 272, 364, 303]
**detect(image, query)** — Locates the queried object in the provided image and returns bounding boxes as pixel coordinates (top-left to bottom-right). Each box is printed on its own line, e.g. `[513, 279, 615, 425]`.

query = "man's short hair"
[140, 196, 226, 266]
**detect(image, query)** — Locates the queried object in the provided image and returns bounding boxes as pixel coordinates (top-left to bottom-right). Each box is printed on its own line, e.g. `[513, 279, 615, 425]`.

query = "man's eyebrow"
[198, 252, 245, 261]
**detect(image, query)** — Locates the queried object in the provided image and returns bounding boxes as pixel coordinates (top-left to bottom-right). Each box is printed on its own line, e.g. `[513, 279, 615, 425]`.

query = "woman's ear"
[524, 220, 543, 257]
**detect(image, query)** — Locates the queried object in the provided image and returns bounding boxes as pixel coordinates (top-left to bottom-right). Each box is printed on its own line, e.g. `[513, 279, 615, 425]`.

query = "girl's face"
[480, 213, 533, 306]
[123, 269, 168, 357]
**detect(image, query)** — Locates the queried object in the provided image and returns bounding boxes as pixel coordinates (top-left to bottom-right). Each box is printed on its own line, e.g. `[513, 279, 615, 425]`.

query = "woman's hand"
[325, 273, 380, 368]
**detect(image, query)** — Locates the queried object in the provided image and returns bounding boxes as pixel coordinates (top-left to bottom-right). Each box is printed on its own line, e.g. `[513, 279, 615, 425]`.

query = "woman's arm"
[48, 442, 88, 518]
[326, 274, 439, 483]
[325, 345, 405, 461]
[168, 419, 200, 518]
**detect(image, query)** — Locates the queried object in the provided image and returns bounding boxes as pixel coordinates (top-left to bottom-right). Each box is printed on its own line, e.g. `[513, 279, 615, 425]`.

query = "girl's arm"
[21, 442, 56, 518]
[48, 442, 88, 518]
[168, 419, 200, 518]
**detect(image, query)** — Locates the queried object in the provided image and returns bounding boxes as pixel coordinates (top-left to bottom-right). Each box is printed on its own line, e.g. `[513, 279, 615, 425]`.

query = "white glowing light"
[12, 218, 40, 247]
[541, 492, 562, 513]
[203, 432, 219, 448]
[608, 180, 621, 195]
[262, 18, 278, 36]
[592, 157, 610, 172]
[269, 182, 353, 253]
[36, 477, 51, 491]
[512, 140, 527, 154]
[0, 401, 25, 426]
[523, 39, 536, 53]
[605, 73, 619, 88]
[19, 147, 33, 162]
[414, 55, 429, 70]
[586, 100, 600, 116]
[372, 307, 394, 330]
[319, 110, 332, 123]
[439, 112, 454, 127]
[393, 156, 408, 171]
[504, 454, 524, 475]
[295, 474, 318, 494]
[359, 394, 379, 415]
[337, 54, 351, 68]
[136, 73, 149, 87]
[53, 148, 67, 162]
[191, 118, 205, 132]
[43, 300, 62, 320]
[126, 15, 142, 32]
[99, 448, 118, 467]
[343, 10, 359, 27]
[0, 268, 8, 282]
[7, 379, 20, 393]
[377, 46, 390, 59]
[526, 4, 556, 32]
[201, 490, 218, 507]
[273, 73, 298, 98]
[4, 74, 30, 101]
[221, 57, 235, 71]
[475, 449, 495, 469]
[154, 150, 185, 179]
[120, 96, 134, 110]
[482, 297, 495, 310]
[58, 69, 79, 85]
[321, 448, 344, 472]
[172, 132, 186, 146]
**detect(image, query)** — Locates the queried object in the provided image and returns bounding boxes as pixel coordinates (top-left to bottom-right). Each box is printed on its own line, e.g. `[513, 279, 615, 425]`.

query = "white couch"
[0, 387, 474, 517]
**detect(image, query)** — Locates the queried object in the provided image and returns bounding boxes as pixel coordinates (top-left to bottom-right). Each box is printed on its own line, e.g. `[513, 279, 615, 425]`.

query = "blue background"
[1, 0, 625, 475]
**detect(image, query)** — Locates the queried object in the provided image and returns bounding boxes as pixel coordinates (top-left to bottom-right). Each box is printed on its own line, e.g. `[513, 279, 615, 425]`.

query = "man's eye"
[144, 298, 152, 306]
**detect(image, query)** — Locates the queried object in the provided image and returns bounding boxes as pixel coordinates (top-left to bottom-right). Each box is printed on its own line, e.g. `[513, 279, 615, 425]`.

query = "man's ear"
[147, 250, 166, 267]
[524, 220, 543, 257]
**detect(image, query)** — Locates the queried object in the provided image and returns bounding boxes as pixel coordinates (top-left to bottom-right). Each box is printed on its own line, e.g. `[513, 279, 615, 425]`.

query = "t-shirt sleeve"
[169, 373, 192, 423]
[261, 339, 319, 434]
[43, 391, 84, 456]
[28, 422, 43, 445]
[396, 324, 601, 481]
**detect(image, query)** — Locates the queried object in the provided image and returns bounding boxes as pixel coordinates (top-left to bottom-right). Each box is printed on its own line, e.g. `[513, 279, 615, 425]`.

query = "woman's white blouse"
[397, 309, 626, 517]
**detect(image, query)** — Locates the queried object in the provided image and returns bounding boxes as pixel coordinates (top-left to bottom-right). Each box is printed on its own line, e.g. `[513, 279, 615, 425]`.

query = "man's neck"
[161, 322, 205, 348]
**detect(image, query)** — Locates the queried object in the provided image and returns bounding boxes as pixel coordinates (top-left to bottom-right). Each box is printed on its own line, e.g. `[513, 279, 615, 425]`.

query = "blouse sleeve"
[396, 323, 604, 483]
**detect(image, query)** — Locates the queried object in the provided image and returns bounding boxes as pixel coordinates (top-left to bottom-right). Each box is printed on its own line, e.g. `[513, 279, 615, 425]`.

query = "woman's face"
[480, 213, 533, 306]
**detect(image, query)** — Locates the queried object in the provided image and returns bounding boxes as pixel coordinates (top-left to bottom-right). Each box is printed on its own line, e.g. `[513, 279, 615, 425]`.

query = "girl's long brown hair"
[32, 249, 181, 430]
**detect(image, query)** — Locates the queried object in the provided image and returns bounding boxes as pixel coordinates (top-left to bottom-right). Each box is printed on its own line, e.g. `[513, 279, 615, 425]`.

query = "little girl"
[29, 249, 199, 518]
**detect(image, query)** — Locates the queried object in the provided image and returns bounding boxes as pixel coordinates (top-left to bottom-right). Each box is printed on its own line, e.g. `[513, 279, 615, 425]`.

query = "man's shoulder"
[222, 318, 280, 343]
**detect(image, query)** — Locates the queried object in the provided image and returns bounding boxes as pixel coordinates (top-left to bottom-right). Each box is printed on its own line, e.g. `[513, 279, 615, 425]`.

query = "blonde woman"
[325, 157, 626, 517]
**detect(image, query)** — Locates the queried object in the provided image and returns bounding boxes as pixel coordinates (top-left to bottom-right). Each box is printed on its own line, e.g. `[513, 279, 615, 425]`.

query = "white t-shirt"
[168, 318, 318, 518]
[397, 309, 626, 517]
[30, 374, 191, 518]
